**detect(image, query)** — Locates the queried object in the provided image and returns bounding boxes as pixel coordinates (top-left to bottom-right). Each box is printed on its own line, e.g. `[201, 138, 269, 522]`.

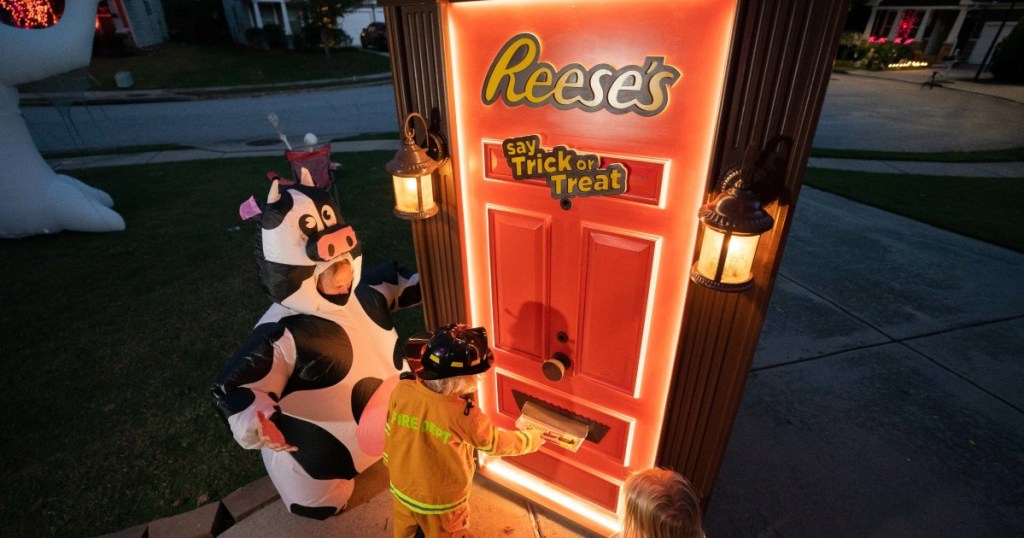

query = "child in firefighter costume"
[211, 170, 421, 519]
[385, 325, 545, 537]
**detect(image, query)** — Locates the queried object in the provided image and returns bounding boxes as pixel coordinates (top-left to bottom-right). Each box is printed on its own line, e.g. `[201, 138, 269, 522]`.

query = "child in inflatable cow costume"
[212, 170, 420, 519]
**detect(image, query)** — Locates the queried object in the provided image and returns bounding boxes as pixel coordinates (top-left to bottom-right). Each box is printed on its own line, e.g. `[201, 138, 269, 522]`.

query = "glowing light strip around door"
[481, 457, 621, 534]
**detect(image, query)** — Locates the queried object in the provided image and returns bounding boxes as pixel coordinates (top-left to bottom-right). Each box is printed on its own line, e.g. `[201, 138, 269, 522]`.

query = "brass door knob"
[542, 352, 571, 382]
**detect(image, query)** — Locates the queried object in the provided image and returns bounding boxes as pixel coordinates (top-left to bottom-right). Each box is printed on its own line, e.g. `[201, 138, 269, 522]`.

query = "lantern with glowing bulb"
[386, 112, 445, 220]
[690, 146, 775, 292]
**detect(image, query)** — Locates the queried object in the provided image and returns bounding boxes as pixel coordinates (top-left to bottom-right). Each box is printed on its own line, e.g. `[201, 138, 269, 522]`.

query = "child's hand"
[526, 429, 547, 449]
[257, 410, 298, 452]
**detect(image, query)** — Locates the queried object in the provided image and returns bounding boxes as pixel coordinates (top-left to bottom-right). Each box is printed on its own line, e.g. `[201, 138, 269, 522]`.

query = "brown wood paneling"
[656, 0, 848, 508]
[385, 2, 466, 329]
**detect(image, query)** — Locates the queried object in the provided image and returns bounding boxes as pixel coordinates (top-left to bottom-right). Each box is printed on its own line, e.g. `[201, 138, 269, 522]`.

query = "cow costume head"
[247, 169, 362, 314]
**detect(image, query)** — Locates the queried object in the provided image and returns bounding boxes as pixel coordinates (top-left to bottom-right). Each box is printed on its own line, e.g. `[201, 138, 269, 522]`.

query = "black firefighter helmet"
[406, 324, 494, 380]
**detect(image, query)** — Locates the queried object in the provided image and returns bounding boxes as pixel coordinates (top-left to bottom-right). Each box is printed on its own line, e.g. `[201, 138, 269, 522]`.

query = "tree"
[991, 18, 1024, 83]
[296, 0, 362, 57]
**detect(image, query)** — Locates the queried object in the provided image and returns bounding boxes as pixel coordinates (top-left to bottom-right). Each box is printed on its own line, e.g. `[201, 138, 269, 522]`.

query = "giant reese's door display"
[445, 0, 737, 532]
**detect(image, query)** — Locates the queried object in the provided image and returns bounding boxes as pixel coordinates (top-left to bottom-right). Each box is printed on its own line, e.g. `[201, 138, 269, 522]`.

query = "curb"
[19, 73, 394, 107]
[44, 139, 402, 172]
[96, 477, 279, 538]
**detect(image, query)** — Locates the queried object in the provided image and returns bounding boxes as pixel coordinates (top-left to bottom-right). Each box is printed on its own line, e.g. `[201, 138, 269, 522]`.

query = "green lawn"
[804, 167, 1024, 252]
[86, 43, 392, 90]
[0, 153, 423, 537]
[810, 146, 1024, 162]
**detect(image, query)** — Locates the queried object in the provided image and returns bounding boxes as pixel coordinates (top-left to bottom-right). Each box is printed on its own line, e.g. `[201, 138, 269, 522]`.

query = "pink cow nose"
[317, 226, 358, 260]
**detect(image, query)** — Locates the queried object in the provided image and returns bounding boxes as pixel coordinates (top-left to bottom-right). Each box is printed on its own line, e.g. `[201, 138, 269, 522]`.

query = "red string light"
[895, 11, 921, 42]
[0, 0, 60, 29]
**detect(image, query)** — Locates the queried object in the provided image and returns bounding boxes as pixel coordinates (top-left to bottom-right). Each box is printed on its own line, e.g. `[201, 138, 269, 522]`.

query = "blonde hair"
[421, 373, 481, 396]
[620, 468, 703, 538]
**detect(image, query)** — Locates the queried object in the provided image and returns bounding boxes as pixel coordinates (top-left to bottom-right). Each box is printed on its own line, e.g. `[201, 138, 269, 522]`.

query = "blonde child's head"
[422, 373, 483, 396]
[620, 468, 703, 538]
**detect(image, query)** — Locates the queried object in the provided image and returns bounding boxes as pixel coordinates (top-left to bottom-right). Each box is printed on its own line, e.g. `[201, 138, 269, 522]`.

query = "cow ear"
[299, 167, 314, 187]
[267, 179, 281, 204]
[239, 195, 263, 221]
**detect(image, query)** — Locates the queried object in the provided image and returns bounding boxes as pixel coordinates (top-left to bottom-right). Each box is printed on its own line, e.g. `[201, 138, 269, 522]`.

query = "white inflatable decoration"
[212, 173, 421, 518]
[0, 0, 125, 238]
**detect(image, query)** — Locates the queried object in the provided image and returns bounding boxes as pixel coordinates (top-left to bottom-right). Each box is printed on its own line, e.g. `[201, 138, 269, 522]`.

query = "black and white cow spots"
[212, 179, 420, 519]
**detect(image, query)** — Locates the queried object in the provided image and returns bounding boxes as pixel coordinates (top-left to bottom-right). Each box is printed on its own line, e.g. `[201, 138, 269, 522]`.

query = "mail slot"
[381, 0, 846, 534]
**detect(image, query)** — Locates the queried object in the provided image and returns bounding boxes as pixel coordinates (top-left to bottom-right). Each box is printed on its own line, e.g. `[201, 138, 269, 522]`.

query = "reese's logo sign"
[482, 33, 680, 116]
[502, 134, 627, 200]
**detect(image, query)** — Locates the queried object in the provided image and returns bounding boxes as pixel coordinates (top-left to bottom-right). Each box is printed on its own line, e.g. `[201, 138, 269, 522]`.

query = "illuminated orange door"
[476, 141, 673, 513]
[444, 0, 737, 532]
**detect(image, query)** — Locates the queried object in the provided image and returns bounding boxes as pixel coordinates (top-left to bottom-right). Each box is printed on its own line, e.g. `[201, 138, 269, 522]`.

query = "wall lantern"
[386, 112, 445, 220]
[690, 146, 775, 292]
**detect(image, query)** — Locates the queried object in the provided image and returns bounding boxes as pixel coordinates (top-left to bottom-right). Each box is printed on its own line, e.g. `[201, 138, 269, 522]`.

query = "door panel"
[513, 449, 621, 511]
[576, 228, 655, 395]
[488, 208, 550, 362]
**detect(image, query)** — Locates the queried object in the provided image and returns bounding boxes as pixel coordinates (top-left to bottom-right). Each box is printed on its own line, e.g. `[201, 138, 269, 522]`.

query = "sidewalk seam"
[753, 275, 1024, 414]
[898, 339, 1024, 415]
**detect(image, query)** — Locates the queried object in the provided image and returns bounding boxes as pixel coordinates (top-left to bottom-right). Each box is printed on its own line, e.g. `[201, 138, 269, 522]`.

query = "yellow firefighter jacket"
[383, 378, 543, 515]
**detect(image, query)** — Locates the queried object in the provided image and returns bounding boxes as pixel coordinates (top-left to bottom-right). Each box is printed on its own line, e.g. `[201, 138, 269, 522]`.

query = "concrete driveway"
[813, 71, 1024, 151]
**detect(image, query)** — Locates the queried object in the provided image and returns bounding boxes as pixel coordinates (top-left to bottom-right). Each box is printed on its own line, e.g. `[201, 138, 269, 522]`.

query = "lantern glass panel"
[392, 173, 435, 214]
[696, 228, 760, 284]
[696, 227, 726, 279]
[721, 233, 759, 284]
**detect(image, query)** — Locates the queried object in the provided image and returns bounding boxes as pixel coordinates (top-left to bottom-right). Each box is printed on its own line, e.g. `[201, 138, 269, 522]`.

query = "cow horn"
[267, 179, 281, 204]
[300, 167, 314, 187]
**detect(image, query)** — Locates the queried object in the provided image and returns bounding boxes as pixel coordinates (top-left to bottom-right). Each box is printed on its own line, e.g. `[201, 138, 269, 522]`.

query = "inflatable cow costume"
[212, 171, 420, 519]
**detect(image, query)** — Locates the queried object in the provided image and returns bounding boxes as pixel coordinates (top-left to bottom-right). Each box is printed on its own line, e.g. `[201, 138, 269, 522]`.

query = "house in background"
[221, 0, 295, 42]
[220, 0, 383, 48]
[860, 0, 1021, 63]
[95, 0, 169, 48]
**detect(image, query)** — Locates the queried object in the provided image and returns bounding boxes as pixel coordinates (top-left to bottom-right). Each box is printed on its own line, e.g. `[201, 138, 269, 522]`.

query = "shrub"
[263, 23, 287, 49]
[991, 18, 1024, 83]
[857, 39, 921, 70]
[298, 24, 352, 51]
[244, 27, 266, 48]
[163, 0, 231, 44]
[92, 33, 133, 58]
[337, 29, 353, 48]
[836, 31, 863, 61]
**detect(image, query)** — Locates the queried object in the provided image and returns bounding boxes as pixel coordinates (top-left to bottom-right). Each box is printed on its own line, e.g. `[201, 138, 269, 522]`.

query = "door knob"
[543, 352, 571, 382]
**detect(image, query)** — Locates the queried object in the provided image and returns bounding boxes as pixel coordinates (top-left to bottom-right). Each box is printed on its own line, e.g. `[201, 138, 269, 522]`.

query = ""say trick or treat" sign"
[501, 134, 628, 200]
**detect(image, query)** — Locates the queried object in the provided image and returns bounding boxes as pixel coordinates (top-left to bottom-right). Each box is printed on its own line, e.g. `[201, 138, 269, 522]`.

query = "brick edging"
[96, 477, 278, 538]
